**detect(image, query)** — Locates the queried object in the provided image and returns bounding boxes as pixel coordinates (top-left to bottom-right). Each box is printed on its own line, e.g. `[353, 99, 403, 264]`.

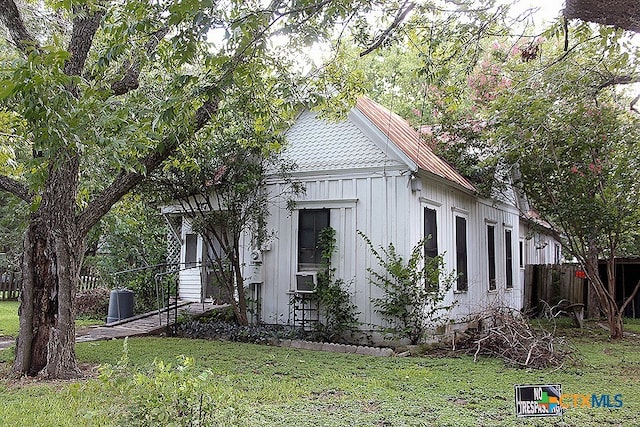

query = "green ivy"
[310, 227, 360, 343]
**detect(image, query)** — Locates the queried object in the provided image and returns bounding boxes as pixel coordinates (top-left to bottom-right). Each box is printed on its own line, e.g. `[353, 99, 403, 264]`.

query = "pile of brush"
[453, 307, 575, 369]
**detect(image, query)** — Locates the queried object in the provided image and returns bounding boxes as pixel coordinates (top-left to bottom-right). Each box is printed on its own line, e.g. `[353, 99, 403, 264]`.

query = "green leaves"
[360, 231, 456, 345]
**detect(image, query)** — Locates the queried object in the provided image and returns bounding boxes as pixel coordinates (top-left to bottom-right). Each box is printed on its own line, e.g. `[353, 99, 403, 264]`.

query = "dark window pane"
[185, 233, 198, 268]
[455, 216, 468, 291]
[299, 230, 316, 249]
[487, 225, 496, 291]
[298, 209, 330, 269]
[424, 207, 438, 260]
[505, 230, 513, 289]
[519, 241, 524, 269]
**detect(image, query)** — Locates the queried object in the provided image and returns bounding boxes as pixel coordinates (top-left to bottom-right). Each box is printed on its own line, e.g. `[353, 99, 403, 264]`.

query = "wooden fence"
[0, 269, 20, 301]
[523, 264, 590, 316]
[0, 271, 102, 301]
[79, 275, 102, 292]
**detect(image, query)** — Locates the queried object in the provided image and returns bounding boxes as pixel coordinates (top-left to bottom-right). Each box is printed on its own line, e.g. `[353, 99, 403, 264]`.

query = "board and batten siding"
[260, 168, 415, 328]
[409, 175, 522, 322]
[260, 168, 523, 331]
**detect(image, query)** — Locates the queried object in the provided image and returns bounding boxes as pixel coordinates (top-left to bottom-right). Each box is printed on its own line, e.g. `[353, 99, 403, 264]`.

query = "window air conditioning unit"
[294, 272, 317, 293]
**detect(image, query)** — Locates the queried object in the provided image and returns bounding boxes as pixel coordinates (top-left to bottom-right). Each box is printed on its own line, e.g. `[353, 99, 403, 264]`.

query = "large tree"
[486, 30, 640, 339]
[331, 7, 640, 338]
[0, 0, 413, 378]
[420, 24, 640, 338]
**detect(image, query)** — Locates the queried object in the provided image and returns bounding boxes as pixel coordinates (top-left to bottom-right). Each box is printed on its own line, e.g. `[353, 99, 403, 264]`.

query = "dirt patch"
[0, 362, 100, 389]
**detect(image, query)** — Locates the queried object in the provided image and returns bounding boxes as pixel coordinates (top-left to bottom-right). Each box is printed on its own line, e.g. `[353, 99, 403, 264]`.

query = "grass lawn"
[0, 301, 20, 338]
[0, 301, 102, 339]
[1, 318, 639, 426]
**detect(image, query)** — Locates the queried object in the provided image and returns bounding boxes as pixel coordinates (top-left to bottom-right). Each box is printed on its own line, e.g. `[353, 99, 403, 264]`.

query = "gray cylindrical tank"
[106, 289, 135, 324]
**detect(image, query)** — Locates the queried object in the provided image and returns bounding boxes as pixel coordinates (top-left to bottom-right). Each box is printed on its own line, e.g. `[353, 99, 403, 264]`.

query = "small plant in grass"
[99, 339, 219, 426]
[309, 227, 360, 343]
[360, 231, 456, 345]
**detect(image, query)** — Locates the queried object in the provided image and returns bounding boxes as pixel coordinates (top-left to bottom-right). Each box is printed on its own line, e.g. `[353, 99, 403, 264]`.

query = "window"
[455, 216, 468, 291]
[519, 240, 524, 269]
[424, 207, 438, 260]
[554, 243, 561, 264]
[185, 233, 198, 268]
[505, 229, 513, 289]
[487, 225, 496, 291]
[298, 209, 330, 270]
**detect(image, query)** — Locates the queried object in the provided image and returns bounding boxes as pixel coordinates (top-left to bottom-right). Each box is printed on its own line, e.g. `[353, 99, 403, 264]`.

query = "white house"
[164, 97, 561, 336]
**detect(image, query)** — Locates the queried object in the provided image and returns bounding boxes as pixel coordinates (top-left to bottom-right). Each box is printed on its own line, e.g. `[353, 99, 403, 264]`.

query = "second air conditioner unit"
[294, 272, 317, 293]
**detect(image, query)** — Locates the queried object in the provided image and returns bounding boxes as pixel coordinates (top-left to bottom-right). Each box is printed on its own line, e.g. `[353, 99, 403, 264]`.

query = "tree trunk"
[605, 257, 624, 339]
[13, 153, 85, 378]
[584, 256, 624, 340]
[564, 0, 640, 33]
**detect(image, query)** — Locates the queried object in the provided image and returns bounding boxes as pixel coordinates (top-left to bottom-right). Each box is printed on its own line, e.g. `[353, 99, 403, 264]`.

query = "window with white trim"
[185, 233, 198, 268]
[424, 207, 438, 260]
[487, 225, 496, 291]
[297, 209, 330, 271]
[505, 229, 514, 289]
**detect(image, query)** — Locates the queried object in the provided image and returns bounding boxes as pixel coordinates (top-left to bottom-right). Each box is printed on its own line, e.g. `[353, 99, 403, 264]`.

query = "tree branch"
[0, 0, 38, 52]
[0, 173, 32, 202]
[111, 27, 169, 96]
[359, 1, 415, 57]
[595, 74, 640, 92]
[77, 97, 219, 235]
[64, 7, 105, 77]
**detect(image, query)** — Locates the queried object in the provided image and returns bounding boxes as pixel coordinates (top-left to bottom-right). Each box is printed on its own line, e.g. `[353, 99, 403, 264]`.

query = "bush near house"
[75, 287, 111, 320]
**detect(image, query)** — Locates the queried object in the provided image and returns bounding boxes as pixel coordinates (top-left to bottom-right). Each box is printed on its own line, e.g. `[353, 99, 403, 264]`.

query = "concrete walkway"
[0, 302, 224, 350]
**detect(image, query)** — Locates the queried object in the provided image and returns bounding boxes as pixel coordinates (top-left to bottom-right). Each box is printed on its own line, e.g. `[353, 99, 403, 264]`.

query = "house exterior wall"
[256, 167, 524, 332]
[518, 221, 563, 293]
[171, 102, 563, 336]
[410, 175, 522, 321]
[258, 167, 412, 327]
[178, 218, 203, 302]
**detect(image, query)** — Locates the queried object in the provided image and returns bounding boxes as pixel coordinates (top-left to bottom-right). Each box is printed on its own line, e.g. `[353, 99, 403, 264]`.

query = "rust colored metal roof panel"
[356, 97, 476, 192]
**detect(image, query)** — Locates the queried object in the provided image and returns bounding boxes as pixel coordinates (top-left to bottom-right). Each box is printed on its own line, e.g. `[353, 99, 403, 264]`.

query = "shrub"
[175, 319, 307, 344]
[99, 340, 223, 426]
[360, 231, 456, 345]
[75, 287, 111, 320]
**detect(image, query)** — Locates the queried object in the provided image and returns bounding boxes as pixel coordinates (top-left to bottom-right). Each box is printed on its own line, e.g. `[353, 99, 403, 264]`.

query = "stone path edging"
[278, 339, 395, 357]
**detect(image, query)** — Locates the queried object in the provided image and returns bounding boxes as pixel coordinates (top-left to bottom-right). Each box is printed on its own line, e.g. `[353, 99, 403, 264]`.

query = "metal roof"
[356, 97, 476, 192]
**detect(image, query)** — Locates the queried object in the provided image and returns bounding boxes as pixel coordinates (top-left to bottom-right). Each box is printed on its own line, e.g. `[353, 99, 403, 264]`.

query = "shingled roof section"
[356, 97, 476, 192]
[284, 110, 400, 172]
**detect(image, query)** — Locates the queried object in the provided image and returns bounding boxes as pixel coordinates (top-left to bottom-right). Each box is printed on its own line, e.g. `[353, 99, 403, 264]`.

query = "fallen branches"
[456, 307, 575, 369]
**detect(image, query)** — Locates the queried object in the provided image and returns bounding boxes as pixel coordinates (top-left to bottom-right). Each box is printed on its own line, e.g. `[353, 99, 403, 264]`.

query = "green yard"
[1, 315, 639, 426]
[0, 301, 19, 338]
[0, 301, 102, 339]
